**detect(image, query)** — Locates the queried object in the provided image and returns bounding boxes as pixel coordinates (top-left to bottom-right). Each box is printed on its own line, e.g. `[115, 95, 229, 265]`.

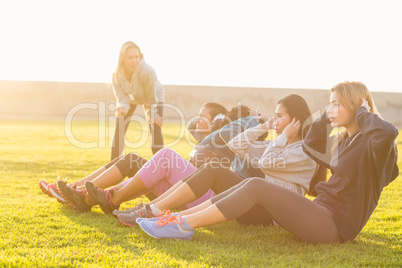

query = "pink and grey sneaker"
[112, 202, 145, 217]
[117, 204, 157, 227]
[39, 180, 66, 203]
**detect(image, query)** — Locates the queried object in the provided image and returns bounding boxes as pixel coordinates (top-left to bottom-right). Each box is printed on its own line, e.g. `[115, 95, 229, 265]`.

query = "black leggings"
[212, 178, 342, 243]
[184, 163, 273, 226]
[105, 153, 147, 178]
[110, 104, 164, 161]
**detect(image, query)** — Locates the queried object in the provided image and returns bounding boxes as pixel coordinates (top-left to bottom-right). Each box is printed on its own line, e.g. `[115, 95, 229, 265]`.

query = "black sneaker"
[85, 181, 119, 214]
[112, 202, 145, 217]
[117, 204, 157, 227]
[56, 180, 91, 213]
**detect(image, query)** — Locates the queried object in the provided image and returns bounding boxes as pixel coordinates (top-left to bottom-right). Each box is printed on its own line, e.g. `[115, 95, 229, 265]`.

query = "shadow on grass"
[57, 204, 402, 266]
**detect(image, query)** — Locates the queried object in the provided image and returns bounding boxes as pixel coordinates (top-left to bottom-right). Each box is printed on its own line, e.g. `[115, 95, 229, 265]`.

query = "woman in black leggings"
[138, 81, 399, 244]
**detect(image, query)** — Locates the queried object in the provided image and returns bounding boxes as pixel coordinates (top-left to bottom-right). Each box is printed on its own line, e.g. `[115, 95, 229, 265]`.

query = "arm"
[155, 80, 165, 103]
[356, 106, 398, 148]
[228, 124, 270, 160]
[219, 116, 261, 144]
[187, 120, 206, 143]
[112, 74, 130, 112]
[199, 130, 235, 161]
[302, 111, 335, 169]
[259, 134, 310, 173]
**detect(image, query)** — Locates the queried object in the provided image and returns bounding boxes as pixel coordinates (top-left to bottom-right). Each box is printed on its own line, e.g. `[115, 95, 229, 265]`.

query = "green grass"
[0, 119, 401, 267]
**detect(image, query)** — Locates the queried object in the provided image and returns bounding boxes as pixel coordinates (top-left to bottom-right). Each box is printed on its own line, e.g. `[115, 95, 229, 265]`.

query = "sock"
[150, 204, 161, 215]
[179, 217, 194, 231]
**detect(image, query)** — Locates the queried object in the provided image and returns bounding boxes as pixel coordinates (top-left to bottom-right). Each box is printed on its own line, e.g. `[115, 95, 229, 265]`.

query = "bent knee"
[246, 178, 274, 191]
[202, 161, 228, 170]
[153, 148, 177, 158]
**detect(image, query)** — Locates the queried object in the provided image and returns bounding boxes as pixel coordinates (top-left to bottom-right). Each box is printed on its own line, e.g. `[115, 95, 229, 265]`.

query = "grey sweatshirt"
[112, 59, 165, 112]
[228, 124, 317, 192]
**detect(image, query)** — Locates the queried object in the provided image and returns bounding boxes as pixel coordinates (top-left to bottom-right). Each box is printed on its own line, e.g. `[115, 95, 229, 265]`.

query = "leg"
[76, 153, 146, 192]
[185, 178, 342, 244]
[82, 153, 147, 206]
[153, 163, 243, 210]
[178, 179, 251, 216]
[150, 122, 164, 155]
[110, 104, 136, 161]
[111, 148, 196, 205]
[148, 180, 185, 205]
[111, 173, 148, 204]
[83, 166, 123, 190]
[235, 205, 274, 226]
[71, 166, 106, 188]
[69, 155, 123, 188]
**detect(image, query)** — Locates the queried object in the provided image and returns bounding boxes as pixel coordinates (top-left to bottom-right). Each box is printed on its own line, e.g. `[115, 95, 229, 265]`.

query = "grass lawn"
[0, 119, 401, 267]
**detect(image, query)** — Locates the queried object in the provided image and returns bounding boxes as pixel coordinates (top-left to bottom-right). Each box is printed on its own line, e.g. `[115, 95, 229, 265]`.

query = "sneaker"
[39, 180, 66, 203]
[112, 202, 145, 217]
[56, 180, 91, 213]
[48, 183, 66, 203]
[139, 214, 194, 240]
[85, 181, 119, 214]
[117, 204, 157, 227]
[136, 211, 179, 224]
[39, 180, 52, 197]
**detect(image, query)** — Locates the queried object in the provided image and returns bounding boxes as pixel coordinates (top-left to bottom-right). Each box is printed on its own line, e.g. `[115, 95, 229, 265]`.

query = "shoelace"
[149, 210, 172, 221]
[156, 214, 184, 227]
[76, 188, 86, 195]
[130, 202, 144, 212]
[96, 187, 114, 205]
[71, 181, 78, 189]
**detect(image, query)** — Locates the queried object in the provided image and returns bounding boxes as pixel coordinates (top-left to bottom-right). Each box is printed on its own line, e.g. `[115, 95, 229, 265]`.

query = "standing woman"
[111, 41, 164, 160]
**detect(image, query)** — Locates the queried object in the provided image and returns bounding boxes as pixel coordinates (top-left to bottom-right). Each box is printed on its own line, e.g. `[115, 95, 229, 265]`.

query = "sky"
[0, 0, 401, 92]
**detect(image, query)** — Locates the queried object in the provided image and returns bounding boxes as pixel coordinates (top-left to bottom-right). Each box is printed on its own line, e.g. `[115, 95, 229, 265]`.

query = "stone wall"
[1, 80, 401, 127]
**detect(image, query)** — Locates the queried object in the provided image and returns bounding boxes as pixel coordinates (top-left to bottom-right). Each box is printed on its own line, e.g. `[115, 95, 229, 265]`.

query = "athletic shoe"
[117, 204, 157, 227]
[85, 181, 119, 214]
[47, 183, 66, 203]
[136, 211, 179, 224]
[39, 180, 66, 203]
[139, 214, 194, 240]
[112, 202, 145, 217]
[39, 180, 52, 197]
[56, 180, 91, 213]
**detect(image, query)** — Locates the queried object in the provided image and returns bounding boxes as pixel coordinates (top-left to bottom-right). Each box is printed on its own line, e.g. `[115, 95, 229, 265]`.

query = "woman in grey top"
[111, 41, 165, 160]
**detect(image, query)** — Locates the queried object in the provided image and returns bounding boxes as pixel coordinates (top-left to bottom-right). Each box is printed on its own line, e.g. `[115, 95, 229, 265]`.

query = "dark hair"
[203, 102, 228, 120]
[210, 104, 251, 132]
[277, 94, 327, 197]
[277, 94, 311, 138]
[221, 105, 251, 126]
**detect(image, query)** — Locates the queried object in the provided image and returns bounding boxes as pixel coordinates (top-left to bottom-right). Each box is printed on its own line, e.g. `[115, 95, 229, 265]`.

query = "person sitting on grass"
[136, 81, 399, 244]
[39, 101, 228, 207]
[55, 104, 254, 213]
[111, 94, 326, 227]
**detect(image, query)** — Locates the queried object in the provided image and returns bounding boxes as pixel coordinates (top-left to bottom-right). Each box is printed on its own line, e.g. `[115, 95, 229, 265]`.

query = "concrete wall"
[1, 80, 402, 127]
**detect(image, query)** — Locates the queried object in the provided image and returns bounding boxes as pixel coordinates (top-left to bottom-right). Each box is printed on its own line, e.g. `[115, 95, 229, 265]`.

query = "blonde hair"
[330, 81, 381, 117]
[330, 81, 395, 151]
[115, 41, 144, 76]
